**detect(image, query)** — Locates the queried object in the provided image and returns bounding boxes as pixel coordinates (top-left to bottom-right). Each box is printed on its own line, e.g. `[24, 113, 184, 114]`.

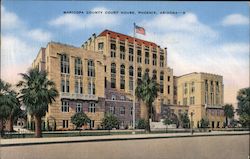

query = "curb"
[1, 133, 249, 147]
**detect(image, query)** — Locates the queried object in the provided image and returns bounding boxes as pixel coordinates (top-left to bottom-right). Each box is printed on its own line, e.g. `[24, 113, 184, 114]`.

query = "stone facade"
[175, 72, 225, 128]
[30, 30, 226, 130]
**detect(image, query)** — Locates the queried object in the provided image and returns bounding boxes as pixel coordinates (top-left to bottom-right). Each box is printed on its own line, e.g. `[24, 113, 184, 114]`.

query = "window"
[120, 96, 125, 100]
[111, 63, 116, 88]
[183, 98, 187, 105]
[120, 65, 125, 89]
[110, 43, 116, 58]
[111, 63, 116, 73]
[152, 70, 157, 80]
[168, 76, 170, 82]
[120, 76, 125, 89]
[90, 120, 95, 129]
[137, 50, 142, 63]
[98, 42, 104, 50]
[88, 81, 95, 95]
[63, 120, 68, 128]
[111, 95, 116, 100]
[137, 67, 142, 81]
[109, 106, 115, 114]
[129, 66, 133, 91]
[61, 101, 69, 112]
[160, 82, 164, 93]
[88, 60, 95, 77]
[104, 66, 107, 72]
[120, 45, 125, 60]
[129, 66, 133, 76]
[61, 78, 70, 93]
[120, 106, 125, 115]
[168, 85, 170, 94]
[190, 96, 195, 105]
[184, 83, 188, 94]
[129, 48, 134, 61]
[160, 71, 164, 81]
[205, 80, 208, 91]
[178, 109, 182, 115]
[75, 80, 79, 93]
[145, 51, 150, 64]
[145, 69, 149, 77]
[75, 58, 83, 75]
[191, 82, 195, 93]
[105, 77, 107, 88]
[152, 53, 157, 66]
[160, 55, 164, 67]
[76, 103, 82, 112]
[130, 107, 133, 115]
[88, 103, 96, 113]
[61, 54, 70, 74]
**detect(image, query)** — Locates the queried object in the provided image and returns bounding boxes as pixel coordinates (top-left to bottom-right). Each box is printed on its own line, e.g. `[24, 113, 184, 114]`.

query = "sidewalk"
[1, 131, 249, 147]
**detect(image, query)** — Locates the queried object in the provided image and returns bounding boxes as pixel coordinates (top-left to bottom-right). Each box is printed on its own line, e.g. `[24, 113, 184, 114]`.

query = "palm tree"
[135, 73, 159, 133]
[17, 68, 58, 137]
[0, 79, 12, 135]
[223, 104, 234, 127]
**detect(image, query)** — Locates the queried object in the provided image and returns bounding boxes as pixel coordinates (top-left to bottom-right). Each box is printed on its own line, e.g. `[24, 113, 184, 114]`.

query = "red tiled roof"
[98, 29, 159, 48]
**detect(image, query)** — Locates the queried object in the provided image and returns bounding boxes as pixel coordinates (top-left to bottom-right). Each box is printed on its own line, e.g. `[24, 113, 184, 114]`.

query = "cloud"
[49, 7, 120, 31]
[222, 14, 249, 26]
[137, 13, 249, 104]
[1, 5, 23, 30]
[26, 29, 52, 42]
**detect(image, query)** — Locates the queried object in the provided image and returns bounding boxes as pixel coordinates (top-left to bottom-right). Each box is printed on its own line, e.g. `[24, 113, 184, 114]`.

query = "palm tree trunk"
[0, 119, 4, 137]
[34, 115, 42, 138]
[8, 115, 14, 132]
[145, 104, 151, 133]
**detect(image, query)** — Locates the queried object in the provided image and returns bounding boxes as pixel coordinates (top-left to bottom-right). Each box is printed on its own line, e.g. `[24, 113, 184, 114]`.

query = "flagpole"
[133, 23, 136, 133]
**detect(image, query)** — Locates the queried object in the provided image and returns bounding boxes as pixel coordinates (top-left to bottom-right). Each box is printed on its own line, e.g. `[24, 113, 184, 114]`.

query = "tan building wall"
[32, 42, 105, 130]
[176, 72, 225, 128]
[82, 30, 174, 121]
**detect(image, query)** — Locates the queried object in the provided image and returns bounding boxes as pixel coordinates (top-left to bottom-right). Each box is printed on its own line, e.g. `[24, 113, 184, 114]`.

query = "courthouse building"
[30, 29, 225, 130]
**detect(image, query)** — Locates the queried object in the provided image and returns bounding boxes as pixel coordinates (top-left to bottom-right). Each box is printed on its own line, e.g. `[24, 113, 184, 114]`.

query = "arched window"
[88, 60, 95, 77]
[61, 54, 70, 74]
[120, 64, 125, 75]
[120, 64, 125, 89]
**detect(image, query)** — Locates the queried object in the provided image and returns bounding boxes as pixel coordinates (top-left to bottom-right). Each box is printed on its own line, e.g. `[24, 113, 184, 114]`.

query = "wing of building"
[29, 29, 225, 130]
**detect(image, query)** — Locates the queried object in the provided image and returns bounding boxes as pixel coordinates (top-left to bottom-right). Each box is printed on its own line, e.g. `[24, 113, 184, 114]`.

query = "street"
[1, 135, 249, 159]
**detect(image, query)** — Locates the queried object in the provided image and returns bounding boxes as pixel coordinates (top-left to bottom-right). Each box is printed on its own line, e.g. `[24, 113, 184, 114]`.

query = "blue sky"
[1, 1, 249, 105]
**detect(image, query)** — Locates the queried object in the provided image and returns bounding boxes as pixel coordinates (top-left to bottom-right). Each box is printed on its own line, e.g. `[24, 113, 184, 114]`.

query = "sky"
[1, 1, 249, 106]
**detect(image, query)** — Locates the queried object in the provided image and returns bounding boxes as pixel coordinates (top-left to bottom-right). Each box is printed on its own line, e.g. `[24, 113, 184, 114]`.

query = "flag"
[135, 24, 146, 35]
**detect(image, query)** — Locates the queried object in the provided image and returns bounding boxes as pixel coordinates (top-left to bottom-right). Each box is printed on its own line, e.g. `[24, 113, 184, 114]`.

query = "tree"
[223, 104, 234, 126]
[0, 79, 12, 135]
[6, 90, 21, 132]
[101, 113, 119, 131]
[17, 68, 58, 137]
[236, 87, 250, 127]
[71, 112, 90, 129]
[135, 73, 159, 133]
[179, 113, 190, 128]
[200, 118, 209, 128]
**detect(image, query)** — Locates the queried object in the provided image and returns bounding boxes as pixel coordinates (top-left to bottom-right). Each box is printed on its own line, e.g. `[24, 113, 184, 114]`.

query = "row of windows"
[60, 54, 95, 77]
[205, 80, 220, 93]
[184, 82, 195, 94]
[109, 43, 164, 67]
[109, 106, 133, 115]
[61, 101, 96, 113]
[62, 120, 95, 128]
[61, 78, 96, 94]
[183, 96, 195, 105]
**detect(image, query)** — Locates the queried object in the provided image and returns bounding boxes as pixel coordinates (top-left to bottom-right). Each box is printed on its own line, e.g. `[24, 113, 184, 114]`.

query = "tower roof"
[98, 29, 159, 48]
